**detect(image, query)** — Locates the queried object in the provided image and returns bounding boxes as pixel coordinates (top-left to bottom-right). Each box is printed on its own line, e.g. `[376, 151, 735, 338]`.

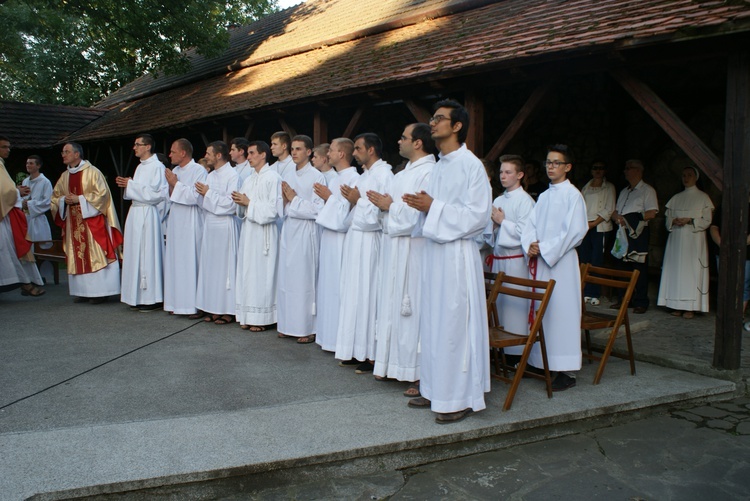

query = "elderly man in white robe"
[313, 138, 359, 352]
[116, 134, 168, 311]
[404, 100, 491, 424]
[657, 166, 714, 317]
[164, 138, 206, 316]
[19, 155, 53, 281]
[369, 123, 434, 392]
[0, 135, 45, 297]
[521, 144, 588, 392]
[335, 133, 393, 373]
[277, 135, 326, 344]
[483, 154, 535, 365]
[194, 141, 240, 325]
[232, 141, 283, 331]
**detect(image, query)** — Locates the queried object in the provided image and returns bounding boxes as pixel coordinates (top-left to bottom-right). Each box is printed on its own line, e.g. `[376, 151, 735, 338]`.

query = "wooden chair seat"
[32, 240, 65, 285]
[487, 272, 556, 411]
[580, 264, 639, 385]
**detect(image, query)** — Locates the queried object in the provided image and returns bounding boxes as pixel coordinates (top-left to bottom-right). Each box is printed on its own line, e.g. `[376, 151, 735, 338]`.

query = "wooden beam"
[313, 110, 328, 145]
[243, 122, 254, 139]
[343, 105, 366, 139]
[404, 100, 431, 124]
[278, 118, 296, 138]
[610, 68, 723, 190]
[465, 91, 484, 157]
[485, 82, 553, 162]
[714, 52, 750, 371]
[200, 133, 209, 147]
[222, 127, 230, 145]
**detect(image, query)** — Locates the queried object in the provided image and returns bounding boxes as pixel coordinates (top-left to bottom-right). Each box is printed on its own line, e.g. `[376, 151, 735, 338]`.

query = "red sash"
[8, 207, 31, 258]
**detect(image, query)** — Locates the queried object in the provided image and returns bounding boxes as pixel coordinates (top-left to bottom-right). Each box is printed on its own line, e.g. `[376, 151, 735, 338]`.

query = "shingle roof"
[70, 0, 750, 142]
[0, 101, 107, 149]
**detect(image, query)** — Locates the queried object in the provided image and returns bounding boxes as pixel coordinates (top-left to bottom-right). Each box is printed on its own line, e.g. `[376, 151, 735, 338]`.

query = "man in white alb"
[116, 133, 169, 311]
[312, 143, 337, 185]
[164, 138, 206, 316]
[230, 138, 253, 185]
[232, 141, 283, 331]
[484, 154, 536, 365]
[369, 123, 435, 391]
[313, 138, 359, 352]
[194, 141, 240, 325]
[403, 100, 491, 424]
[335, 133, 394, 373]
[277, 135, 326, 344]
[19, 155, 54, 281]
[521, 144, 588, 391]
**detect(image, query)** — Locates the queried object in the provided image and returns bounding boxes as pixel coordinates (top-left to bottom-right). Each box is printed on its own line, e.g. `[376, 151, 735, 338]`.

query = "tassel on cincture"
[311, 302, 316, 315]
[226, 276, 231, 290]
[400, 294, 412, 316]
[140, 275, 147, 290]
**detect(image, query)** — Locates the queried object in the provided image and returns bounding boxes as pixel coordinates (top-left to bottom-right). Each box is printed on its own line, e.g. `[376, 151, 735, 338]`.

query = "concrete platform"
[0, 277, 741, 500]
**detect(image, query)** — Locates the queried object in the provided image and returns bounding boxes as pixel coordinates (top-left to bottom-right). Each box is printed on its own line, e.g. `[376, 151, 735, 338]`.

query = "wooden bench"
[32, 240, 65, 285]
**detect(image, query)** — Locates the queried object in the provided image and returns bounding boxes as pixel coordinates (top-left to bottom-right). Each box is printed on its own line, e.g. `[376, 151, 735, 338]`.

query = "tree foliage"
[0, 0, 278, 106]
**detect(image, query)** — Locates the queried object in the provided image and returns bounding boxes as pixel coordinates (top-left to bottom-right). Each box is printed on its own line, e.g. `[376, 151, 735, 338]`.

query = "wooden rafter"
[485, 82, 553, 162]
[404, 99, 431, 124]
[610, 68, 723, 190]
[314, 110, 328, 145]
[343, 105, 366, 139]
[465, 91, 484, 157]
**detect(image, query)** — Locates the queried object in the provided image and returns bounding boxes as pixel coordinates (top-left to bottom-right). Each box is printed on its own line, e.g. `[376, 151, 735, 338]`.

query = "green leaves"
[0, 0, 277, 105]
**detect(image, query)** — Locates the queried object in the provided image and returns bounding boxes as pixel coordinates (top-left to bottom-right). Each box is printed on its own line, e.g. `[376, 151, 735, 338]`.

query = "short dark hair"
[354, 132, 382, 158]
[249, 140, 271, 162]
[433, 99, 470, 144]
[271, 131, 291, 153]
[136, 133, 155, 154]
[547, 144, 574, 164]
[66, 142, 84, 158]
[208, 141, 230, 162]
[27, 154, 43, 167]
[174, 138, 193, 157]
[231, 137, 250, 157]
[410, 123, 436, 155]
[292, 134, 314, 152]
[499, 154, 525, 175]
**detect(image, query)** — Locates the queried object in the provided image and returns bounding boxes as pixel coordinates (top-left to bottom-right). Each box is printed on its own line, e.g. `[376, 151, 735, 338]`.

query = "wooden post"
[465, 91, 484, 157]
[243, 122, 254, 140]
[611, 68, 723, 190]
[404, 100, 431, 124]
[714, 52, 750, 370]
[343, 105, 366, 138]
[313, 110, 328, 145]
[485, 82, 552, 162]
[278, 118, 296, 138]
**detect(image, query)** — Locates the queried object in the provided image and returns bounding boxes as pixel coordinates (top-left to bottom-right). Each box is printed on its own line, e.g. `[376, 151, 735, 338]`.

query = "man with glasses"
[116, 134, 169, 311]
[578, 161, 616, 305]
[51, 142, 123, 303]
[403, 100, 491, 424]
[610, 159, 658, 314]
[521, 144, 588, 391]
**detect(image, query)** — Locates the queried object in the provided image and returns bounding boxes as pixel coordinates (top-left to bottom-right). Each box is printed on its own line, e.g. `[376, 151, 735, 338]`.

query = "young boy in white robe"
[484, 154, 535, 365]
[404, 100, 491, 424]
[521, 144, 588, 391]
[164, 139, 207, 316]
[313, 138, 359, 352]
[116, 133, 169, 311]
[312, 143, 338, 185]
[335, 133, 393, 372]
[277, 135, 326, 344]
[232, 141, 283, 331]
[19, 155, 54, 282]
[370, 123, 435, 390]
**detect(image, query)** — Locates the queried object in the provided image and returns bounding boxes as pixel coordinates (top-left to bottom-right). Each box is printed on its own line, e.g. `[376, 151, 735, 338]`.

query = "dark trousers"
[615, 258, 650, 309]
[577, 227, 605, 297]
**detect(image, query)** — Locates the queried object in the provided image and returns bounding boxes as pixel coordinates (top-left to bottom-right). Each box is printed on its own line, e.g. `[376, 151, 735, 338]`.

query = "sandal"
[403, 382, 421, 397]
[435, 408, 473, 424]
[248, 325, 267, 332]
[297, 334, 316, 344]
[204, 314, 219, 322]
[683, 311, 695, 319]
[278, 332, 294, 339]
[670, 310, 683, 317]
[214, 315, 234, 325]
[188, 311, 206, 320]
[20, 284, 45, 297]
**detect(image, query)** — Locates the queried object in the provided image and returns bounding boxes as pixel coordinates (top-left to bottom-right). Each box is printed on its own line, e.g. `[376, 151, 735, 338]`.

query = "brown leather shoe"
[435, 408, 473, 424]
[633, 306, 647, 314]
[408, 397, 432, 408]
[609, 302, 622, 309]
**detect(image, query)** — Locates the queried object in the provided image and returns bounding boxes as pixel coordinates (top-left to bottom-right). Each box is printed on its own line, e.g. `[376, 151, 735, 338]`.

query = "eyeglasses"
[133, 143, 148, 147]
[429, 115, 449, 124]
[544, 160, 570, 168]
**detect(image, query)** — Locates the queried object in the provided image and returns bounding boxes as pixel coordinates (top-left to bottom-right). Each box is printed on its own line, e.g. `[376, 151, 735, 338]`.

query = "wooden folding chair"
[32, 240, 65, 285]
[484, 271, 499, 327]
[487, 272, 556, 411]
[580, 264, 639, 385]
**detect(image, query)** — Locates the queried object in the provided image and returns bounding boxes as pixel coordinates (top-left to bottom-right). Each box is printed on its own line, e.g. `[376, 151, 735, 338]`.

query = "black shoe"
[523, 365, 546, 377]
[355, 362, 374, 374]
[139, 303, 162, 312]
[89, 296, 109, 305]
[609, 302, 622, 310]
[503, 354, 521, 367]
[338, 359, 361, 367]
[632, 306, 647, 314]
[551, 373, 576, 392]
[73, 296, 89, 303]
